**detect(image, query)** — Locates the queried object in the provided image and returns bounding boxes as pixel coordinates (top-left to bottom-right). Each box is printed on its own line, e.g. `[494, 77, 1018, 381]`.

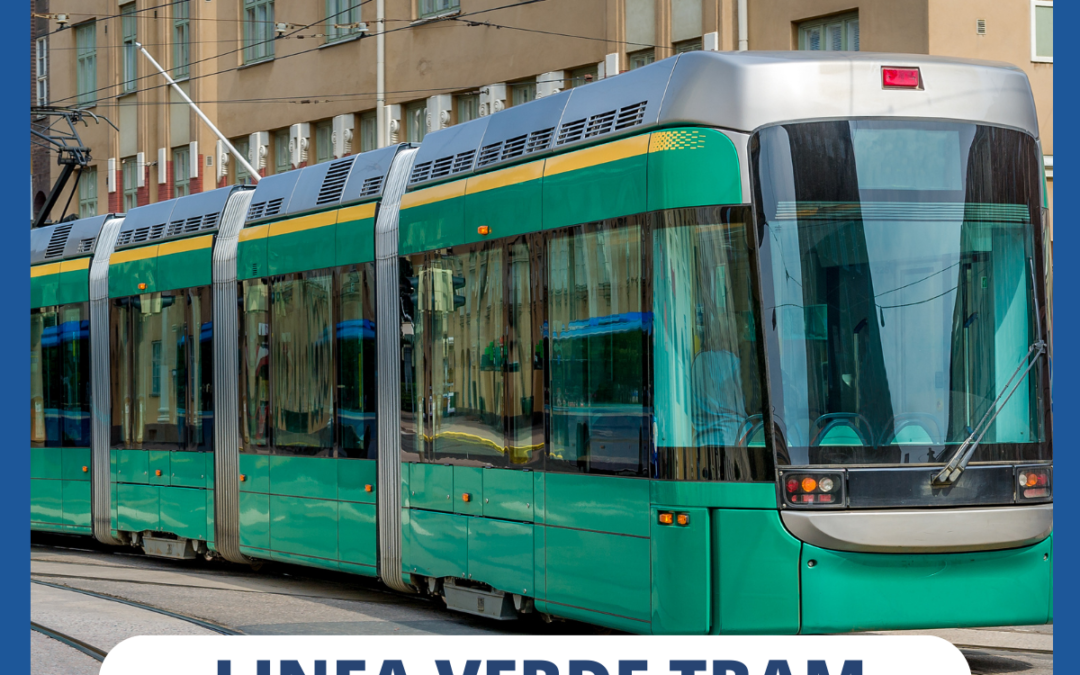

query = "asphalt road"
[29, 535, 1052, 675]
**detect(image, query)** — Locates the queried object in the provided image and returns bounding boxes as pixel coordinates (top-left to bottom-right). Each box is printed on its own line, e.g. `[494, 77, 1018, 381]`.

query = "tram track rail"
[30, 621, 107, 663]
[32, 579, 243, 636]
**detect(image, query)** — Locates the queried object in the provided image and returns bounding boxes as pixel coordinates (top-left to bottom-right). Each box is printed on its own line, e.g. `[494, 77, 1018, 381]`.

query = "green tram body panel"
[36, 122, 1053, 635]
[32, 260, 91, 308]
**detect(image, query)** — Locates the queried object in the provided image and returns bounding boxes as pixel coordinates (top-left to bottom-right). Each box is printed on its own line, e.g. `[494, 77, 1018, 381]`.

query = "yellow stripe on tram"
[543, 134, 651, 177]
[157, 235, 213, 257]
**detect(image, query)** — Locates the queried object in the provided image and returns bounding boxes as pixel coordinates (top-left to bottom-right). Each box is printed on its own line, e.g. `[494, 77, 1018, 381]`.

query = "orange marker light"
[82, 466, 89, 473]
[801, 477, 817, 493]
[676, 513, 690, 526]
[658, 512, 674, 525]
[462, 493, 471, 502]
[239, 474, 247, 482]
[365, 484, 373, 492]
[155, 469, 162, 476]
[478, 226, 491, 236]
[138, 283, 147, 290]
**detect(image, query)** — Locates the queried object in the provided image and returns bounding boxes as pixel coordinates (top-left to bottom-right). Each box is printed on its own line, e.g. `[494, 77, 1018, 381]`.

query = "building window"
[174, 146, 191, 197]
[274, 128, 291, 173]
[456, 94, 479, 124]
[798, 12, 859, 51]
[173, 0, 190, 79]
[122, 157, 139, 211]
[359, 112, 377, 152]
[418, 0, 459, 20]
[315, 120, 333, 164]
[36, 37, 47, 106]
[234, 138, 253, 184]
[628, 49, 655, 70]
[511, 81, 535, 106]
[244, 0, 275, 63]
[78, 167, 97, 218]
[326, 0, 362, 42]
[405, 101, 427, 142]
[1032, 1, 1053, 62]
[121, 3, 137, 93]
[75, 22, 96, 106]
[568, 65, 598, 88]
[673, 38, 702, 53]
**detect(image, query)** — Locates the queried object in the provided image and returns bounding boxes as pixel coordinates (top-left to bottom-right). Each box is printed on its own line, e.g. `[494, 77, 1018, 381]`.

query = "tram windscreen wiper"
[932, 338, 1046, 486]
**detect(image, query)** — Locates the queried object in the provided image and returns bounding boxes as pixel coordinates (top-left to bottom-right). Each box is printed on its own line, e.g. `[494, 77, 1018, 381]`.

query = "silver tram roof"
[406, 50, 1040, 190]
[31, 214, 123, 266]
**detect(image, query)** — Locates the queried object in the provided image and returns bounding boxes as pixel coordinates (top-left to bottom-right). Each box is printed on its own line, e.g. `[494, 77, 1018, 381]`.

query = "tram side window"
[110, 288, 213, 452]
[337, 265, 378, 458]
[399, 255, 426, 461]
[31, 304, 91, 448]
[270, 272, 334, 455]
[652, 207, 771, 482]
[239, 279, 271, 453]
[548, 220, 648, 476]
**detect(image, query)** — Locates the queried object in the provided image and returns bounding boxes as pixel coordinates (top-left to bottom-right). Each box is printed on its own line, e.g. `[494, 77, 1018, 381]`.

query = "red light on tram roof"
[882, 67, 921, 89]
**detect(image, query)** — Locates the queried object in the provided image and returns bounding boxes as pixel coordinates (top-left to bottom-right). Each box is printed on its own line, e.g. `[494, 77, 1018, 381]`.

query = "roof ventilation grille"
[584, 109, 616, 138]
[77, 237, 96, 254]
[149, 223, 166, 240]
[477, 142, 503, 168]
[501, 134, 528, 161]
[526, 128, 554, 154]
[410, 161, 433, 184]
[614, 101, 647, 130]
[131, 226, 152, 243]
[556, 118, 587, 146]
[430, 155, 455, 180]
[201, 212, 219, 230]
[116, 231, 134, 247]
[316, 158, 353, 206]
[167, 220, 185, 237]
[247, 202, 266, 221]
[265, 197, 284, 217]
[44, 223, 73, 259]
[359, 176, 383, 198]
[184, 217, 202, 233]
[452, 150, 475, 174]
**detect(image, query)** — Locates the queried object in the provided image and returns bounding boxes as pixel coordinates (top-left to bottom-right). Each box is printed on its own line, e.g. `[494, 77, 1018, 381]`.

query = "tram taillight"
[1016, 466, 1052, 502]
[781, 471, 846, 509]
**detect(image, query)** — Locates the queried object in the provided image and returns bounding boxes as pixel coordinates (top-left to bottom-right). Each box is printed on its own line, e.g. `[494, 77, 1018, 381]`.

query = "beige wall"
[747, 0, 929, 53]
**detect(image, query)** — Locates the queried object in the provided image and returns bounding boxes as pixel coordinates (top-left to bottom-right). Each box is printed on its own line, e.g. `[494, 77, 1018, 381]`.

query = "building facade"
[31, 0, 1053, 230]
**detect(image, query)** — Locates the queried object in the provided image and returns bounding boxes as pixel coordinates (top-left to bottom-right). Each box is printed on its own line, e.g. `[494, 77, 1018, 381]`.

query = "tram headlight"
[780, 471, 845, 509]
[1015, 465, 1052, 502]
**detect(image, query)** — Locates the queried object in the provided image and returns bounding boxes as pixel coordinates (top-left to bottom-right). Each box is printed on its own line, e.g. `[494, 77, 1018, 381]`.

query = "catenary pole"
[135, 41, 261, 182]
[376, 0, 387, 148]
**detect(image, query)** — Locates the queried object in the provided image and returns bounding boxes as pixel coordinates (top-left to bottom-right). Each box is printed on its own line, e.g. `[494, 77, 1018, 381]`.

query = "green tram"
[30, 51, 1053, 634]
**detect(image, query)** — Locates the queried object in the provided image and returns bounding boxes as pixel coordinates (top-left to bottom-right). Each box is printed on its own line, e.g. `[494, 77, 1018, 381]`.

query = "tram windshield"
[752, 120, 1051, 467]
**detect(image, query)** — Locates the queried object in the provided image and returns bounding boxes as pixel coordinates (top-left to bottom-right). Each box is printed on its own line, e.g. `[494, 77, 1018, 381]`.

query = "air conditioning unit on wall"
[249, 131, 269, 170]
[216, 140, 229, 181]
[479, 83, 506, 117]
[332, 115, 354, 158]
[537, 72, 564, 99]
[289, 123, 310, 168]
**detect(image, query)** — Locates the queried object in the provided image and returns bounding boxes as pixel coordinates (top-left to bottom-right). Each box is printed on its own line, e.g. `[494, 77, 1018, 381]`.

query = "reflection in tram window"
[652, 207, 769, 481]
[399, 256, 425, 461]
[548, 221, 647, 476]
[430, 245, 506, 465]
[31, 304, 91, 448]
[131, 291, 188, 450]
[337, 265, 378, 458]
[190, 287, 214, 452]
[240, 279, 271, 452]
[270, 272, 334, 454]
